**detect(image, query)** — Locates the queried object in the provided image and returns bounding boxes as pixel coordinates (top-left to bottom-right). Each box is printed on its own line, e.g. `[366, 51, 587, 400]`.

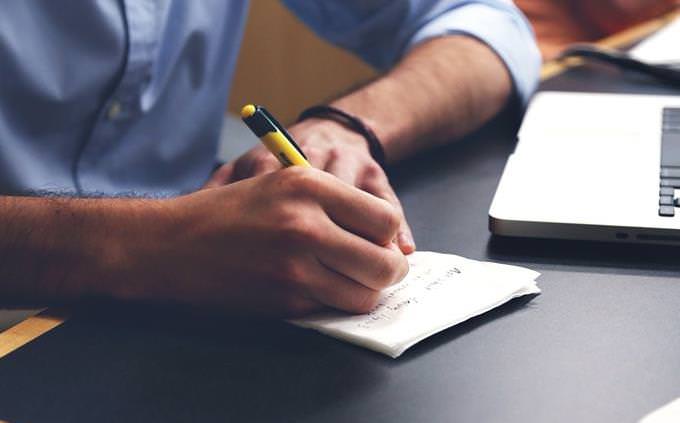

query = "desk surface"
[3, 49, 680, 423]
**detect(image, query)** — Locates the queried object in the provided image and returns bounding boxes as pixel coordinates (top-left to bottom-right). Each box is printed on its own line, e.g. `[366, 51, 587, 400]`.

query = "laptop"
[489, 91, 680, 244]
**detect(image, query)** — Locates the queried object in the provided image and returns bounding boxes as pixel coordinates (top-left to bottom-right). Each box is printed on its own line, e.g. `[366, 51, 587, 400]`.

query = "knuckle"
[363, 162, 384, 180]
[251, 156, 275, 173]
[373, 253, 402, 288]
[377, 202, 401, 235]
[396, 255, 410, 281]
[350, 289, 381, 314]
[361, 167, 391, 196]
[279, 257, 306, 285]
[327, 146, 341, 162]
[278, 167, 323, 198]
[242, 151, 260, 164]
[268, 193, 300, 218]
[278, 211, 324, 247]
[233, 156, 251, 176]
[304, 146, 323, 163]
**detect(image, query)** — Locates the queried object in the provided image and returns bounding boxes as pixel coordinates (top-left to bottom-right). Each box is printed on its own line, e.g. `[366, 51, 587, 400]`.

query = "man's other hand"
[205, 118, 415, 254]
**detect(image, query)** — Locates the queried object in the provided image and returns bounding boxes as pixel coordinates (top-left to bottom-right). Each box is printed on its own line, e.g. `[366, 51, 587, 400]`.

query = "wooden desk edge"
[0, 308, 67, 359]
[0, 10, 678, 360]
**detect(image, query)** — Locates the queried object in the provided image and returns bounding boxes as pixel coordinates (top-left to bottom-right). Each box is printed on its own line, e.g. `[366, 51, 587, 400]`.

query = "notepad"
[290, 251, 540, 358]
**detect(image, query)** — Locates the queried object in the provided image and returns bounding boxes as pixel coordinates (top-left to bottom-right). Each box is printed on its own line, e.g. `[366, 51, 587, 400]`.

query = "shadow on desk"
[487, 235, 680, 275]
[0, 303, 391, 422]
[0, 309, 41, 332]
[395, 294, 538, 363]
[0, 295, 539, 422]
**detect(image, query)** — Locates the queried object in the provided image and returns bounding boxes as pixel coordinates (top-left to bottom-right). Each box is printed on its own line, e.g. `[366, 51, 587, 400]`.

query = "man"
[0, 1, 540, 316]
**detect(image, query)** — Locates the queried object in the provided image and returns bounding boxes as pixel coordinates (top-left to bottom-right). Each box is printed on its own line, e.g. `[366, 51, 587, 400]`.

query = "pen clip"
[258, 107, 308, 160]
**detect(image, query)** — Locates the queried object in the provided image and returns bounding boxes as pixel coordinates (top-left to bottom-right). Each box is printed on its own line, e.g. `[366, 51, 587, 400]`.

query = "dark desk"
[2, 65, 680, 423]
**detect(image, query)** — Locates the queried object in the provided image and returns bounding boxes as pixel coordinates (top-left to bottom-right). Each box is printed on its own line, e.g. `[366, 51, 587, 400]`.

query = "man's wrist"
[34, 197, 174, 304]
[91, 198, 178, 303]
[290, 117, 374, 157]
[297, 105, 387, 166]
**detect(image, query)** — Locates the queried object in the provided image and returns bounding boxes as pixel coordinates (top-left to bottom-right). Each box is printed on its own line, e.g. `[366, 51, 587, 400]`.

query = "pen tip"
[241, 104, 256, 118]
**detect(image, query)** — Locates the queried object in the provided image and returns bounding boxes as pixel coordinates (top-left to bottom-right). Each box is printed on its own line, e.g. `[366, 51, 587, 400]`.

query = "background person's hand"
[129, 167, 409, 316]
[205, 118, 415, 255]
[577, 0, 678, 34]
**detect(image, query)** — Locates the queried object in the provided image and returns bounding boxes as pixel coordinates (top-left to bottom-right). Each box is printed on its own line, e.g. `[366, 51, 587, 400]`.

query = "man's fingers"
[232, 155, 252, 181]
[396, 223, 416, 255]
[305, 258, 382, 314]
[316, 222, 409, 291]
[250, 154, 281, 176]
[361, 172, 416, 255]
[203, 162, 235, 189]
[233, 150, 281, 181]
[310, 172, 401, 246]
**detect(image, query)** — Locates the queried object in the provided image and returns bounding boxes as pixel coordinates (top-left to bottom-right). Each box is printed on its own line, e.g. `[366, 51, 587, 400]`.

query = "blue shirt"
[0, 0, 540, 196]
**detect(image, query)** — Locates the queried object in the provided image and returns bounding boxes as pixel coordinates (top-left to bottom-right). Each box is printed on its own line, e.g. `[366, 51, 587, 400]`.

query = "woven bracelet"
[297, 105, 386, 167]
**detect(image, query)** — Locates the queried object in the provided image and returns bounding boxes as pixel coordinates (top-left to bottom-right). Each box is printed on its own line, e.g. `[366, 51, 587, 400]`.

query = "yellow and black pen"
[241, 104, 311, 168]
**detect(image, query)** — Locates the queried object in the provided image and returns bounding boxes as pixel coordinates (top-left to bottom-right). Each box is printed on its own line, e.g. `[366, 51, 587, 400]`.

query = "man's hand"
[205, 118, 416, 255]
[206, 35, 516, 258]
[130, 167, 409, 316]
[0, 168, 407, 316]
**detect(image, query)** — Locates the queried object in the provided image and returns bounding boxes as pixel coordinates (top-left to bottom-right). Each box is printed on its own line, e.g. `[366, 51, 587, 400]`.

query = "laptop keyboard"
[659, 107, 680, 217]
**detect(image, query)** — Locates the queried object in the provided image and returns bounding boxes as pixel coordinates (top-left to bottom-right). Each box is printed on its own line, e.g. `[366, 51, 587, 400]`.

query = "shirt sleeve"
[282, 0, 541, 106]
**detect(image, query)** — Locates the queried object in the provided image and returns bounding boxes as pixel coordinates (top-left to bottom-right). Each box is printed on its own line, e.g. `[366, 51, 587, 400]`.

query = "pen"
[241, 104, 312, 168]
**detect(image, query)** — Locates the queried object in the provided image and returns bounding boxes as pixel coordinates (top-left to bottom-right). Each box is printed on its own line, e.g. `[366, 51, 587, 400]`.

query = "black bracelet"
[297, 105, 386, 167]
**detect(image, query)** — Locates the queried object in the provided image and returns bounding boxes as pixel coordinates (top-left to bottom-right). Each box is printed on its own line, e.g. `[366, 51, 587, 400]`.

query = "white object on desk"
[290, 251, 540, 358]
[489, 92, 680, 244]
[640, 397, 680, 423]
[630, 16, 680, 64]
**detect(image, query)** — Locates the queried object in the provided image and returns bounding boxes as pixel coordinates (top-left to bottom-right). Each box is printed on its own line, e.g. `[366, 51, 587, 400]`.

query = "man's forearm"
[332, 35, 512, 163]
[0, 196, 163, 305]
[223, 36, 512, 253]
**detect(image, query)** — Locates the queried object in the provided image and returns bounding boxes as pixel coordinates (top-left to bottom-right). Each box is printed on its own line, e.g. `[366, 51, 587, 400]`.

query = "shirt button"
[107, 101, 122, 120]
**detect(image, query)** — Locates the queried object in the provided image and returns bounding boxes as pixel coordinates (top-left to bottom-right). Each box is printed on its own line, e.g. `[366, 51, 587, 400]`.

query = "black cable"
[558, 44, 680, 88]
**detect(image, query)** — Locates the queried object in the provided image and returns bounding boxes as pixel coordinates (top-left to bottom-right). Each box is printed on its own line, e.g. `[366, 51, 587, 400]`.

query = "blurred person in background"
[515, 0, 679, 58]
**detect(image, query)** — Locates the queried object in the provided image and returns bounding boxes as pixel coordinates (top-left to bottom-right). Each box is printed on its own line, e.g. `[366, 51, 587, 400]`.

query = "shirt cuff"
[406, 3, 541, 107]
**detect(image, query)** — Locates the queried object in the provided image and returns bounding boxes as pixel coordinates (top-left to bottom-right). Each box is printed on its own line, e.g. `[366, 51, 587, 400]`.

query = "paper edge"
[639, 397, 680, 423]
[388, 282, 540, 358]
[291, 279, 540, 359]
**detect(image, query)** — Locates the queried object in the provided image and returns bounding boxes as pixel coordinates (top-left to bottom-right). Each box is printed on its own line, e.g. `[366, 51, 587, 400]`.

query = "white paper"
[640, 398, 680, 423]
[630, 17, 680, 64]
[290, 251, 540, 358]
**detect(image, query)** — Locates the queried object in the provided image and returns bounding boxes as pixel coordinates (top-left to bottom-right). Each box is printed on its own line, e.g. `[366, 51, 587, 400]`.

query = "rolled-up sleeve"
[282, 0, 541, 105]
